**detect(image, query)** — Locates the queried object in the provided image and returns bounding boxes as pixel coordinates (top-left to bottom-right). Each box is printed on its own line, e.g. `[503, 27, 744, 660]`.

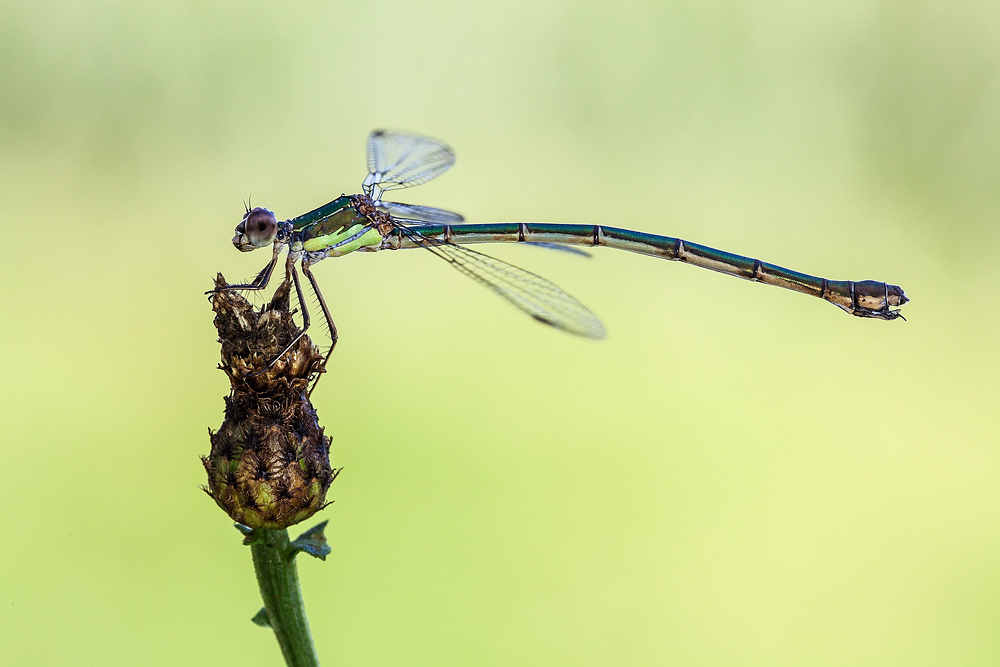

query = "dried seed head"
[203, 274, 335, 529]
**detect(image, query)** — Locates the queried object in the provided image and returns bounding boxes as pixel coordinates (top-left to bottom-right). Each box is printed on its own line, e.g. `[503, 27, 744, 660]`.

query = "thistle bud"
[203, 274, 336, 529]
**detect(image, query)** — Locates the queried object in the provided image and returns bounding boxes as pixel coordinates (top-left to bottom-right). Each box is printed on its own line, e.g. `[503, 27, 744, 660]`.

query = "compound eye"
[244, 208, 278, 247]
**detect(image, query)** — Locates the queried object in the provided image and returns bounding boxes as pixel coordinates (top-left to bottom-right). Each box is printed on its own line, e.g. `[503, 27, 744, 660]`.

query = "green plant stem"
[251, 529, 321, 667]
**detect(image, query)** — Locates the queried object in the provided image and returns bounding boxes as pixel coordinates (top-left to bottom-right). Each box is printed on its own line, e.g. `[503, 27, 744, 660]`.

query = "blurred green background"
[1, 1, 998, 665]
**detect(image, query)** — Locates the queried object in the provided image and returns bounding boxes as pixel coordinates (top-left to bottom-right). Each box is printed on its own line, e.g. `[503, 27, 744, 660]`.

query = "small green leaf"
[289, 520, 331, 560]
[251, 607, 271, 628]
[295, 520, 329, 541]
[234, 523, 264, 546]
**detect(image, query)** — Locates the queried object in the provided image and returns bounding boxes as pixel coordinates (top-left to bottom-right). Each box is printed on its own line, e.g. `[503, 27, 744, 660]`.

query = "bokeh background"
[2, 1, 998, 665]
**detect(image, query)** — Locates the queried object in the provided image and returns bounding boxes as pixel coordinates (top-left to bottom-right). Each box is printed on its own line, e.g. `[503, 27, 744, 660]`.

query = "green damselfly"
[215, 130, 908, 368]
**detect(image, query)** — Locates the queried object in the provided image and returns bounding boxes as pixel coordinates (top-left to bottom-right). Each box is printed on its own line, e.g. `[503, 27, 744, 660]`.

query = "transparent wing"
[377, 201, 465, 224]
[363, 130, 456, 199]
[397, 226, 605, 339]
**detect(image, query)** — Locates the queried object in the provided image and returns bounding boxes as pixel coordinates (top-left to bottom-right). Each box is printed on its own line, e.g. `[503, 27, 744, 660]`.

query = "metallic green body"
[384, 222, 907, 318]
[289, 195, 354, 230]
[290, 196, 382, 256]
[279, 200, 903, 320]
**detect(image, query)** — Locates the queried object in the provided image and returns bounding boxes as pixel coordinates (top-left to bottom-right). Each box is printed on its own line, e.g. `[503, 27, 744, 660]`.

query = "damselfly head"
[233, 207, 277, 252]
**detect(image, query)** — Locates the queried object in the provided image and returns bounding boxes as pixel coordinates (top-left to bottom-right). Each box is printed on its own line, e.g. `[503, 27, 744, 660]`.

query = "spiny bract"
[203, 274, 335, 529]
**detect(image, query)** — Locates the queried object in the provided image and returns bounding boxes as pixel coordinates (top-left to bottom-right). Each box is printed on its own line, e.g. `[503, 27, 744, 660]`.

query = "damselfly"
[215, 130, 908, 370]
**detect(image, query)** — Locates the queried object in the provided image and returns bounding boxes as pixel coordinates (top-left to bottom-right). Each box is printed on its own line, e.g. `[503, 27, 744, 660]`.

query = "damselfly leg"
[206, 245, 281, 296]
[301, 261, 338, 395]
